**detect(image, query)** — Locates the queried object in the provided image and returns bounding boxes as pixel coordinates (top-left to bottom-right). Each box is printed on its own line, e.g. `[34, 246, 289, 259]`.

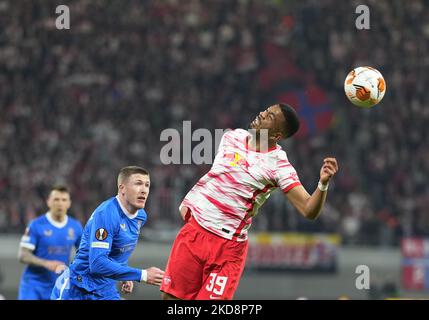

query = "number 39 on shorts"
[205, 273, 228, 296]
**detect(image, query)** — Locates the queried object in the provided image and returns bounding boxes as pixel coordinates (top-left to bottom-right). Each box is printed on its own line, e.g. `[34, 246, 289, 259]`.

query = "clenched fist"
[121, 281, 134, 294]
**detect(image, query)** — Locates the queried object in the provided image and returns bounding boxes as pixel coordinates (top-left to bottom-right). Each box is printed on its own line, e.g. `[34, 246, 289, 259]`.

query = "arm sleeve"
[74, 222, 83, 249]
[88, 211, 142, 282]
[20, 222, 38, 251]
[275, 158, 302, 193]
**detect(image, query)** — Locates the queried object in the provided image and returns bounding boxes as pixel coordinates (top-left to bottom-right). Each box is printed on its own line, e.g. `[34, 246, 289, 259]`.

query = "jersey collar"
[46, 212, 68, 228]
[245, 136, 279, 153]
[116, 196, 139, 219]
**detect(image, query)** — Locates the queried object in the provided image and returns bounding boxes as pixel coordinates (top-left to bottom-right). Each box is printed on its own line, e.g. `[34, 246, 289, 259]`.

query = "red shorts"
[160, 217, 248, 300]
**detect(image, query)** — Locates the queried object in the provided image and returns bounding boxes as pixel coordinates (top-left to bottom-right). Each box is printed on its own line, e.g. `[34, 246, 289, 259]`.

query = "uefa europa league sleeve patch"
[95, 228, 108, 241]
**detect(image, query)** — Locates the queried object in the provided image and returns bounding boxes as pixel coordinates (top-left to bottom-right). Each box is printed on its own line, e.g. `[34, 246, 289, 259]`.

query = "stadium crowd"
[0, 0, 428, 246]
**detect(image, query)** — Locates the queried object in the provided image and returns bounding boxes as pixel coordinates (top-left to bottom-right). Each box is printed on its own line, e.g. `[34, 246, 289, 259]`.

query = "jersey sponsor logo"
[44, 229, 53, 237]
[118, 243, 135, 253]
[120, 223, 127, 232]
[91, 241, 110, 249]
[225, 152, 249, 168]
[95, 228, 108, 241]
[67, 227, 75, 240]
[48, 246, 69, 255]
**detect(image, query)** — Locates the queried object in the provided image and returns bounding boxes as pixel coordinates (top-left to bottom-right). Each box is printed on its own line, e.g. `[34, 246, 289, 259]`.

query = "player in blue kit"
[51, 166, 165, 300]
[18, 185, 83, 300]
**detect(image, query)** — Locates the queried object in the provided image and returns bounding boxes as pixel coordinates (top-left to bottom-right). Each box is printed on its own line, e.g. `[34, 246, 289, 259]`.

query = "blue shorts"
[18, 282, 53, 300]
[51, 268, 120, 300]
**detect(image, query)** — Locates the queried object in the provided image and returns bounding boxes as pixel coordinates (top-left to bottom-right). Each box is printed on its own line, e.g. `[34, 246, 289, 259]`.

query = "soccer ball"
[344, 66, 386, 108]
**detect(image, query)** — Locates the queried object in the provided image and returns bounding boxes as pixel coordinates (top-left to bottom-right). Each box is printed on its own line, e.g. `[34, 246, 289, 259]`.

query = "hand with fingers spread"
[319, 157, 339, 185]
[145, 267, 165, 286]
[121, 281, 134, 294]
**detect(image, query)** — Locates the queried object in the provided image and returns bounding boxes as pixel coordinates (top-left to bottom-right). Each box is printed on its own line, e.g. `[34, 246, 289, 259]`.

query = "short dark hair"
[48, 185, 70, 198]
[50, 185, 70, 194]
[278, 103, 300, 138]
[118, 166, 149, 185]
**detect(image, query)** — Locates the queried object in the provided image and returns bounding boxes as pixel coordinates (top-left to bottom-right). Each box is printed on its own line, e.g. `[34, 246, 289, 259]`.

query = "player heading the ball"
[161, 103, 339, 300]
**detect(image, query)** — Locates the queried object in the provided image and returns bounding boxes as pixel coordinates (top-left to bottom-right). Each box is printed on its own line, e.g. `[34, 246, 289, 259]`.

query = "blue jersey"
[67, 196, 146, 295]
[19, 213, 83, 299]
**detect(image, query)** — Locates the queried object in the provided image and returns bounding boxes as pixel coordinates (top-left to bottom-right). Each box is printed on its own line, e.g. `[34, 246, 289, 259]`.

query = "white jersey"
[180, 129, 301, 242]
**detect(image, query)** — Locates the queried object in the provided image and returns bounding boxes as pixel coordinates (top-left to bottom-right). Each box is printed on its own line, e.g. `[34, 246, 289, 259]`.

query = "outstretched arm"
[285, 158, 338, 220]
[90, 254, 164, 285]
[88, 211, 165, 285]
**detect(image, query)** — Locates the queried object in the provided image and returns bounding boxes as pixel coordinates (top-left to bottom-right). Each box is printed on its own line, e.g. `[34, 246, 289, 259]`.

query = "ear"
[118, 184, 125, 195]
[272, 131, 282, 142]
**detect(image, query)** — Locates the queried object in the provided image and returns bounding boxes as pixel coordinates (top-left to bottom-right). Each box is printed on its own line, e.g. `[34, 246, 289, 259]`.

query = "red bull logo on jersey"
[225, 152, 249, 169]
[163, 276, 171, 286]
